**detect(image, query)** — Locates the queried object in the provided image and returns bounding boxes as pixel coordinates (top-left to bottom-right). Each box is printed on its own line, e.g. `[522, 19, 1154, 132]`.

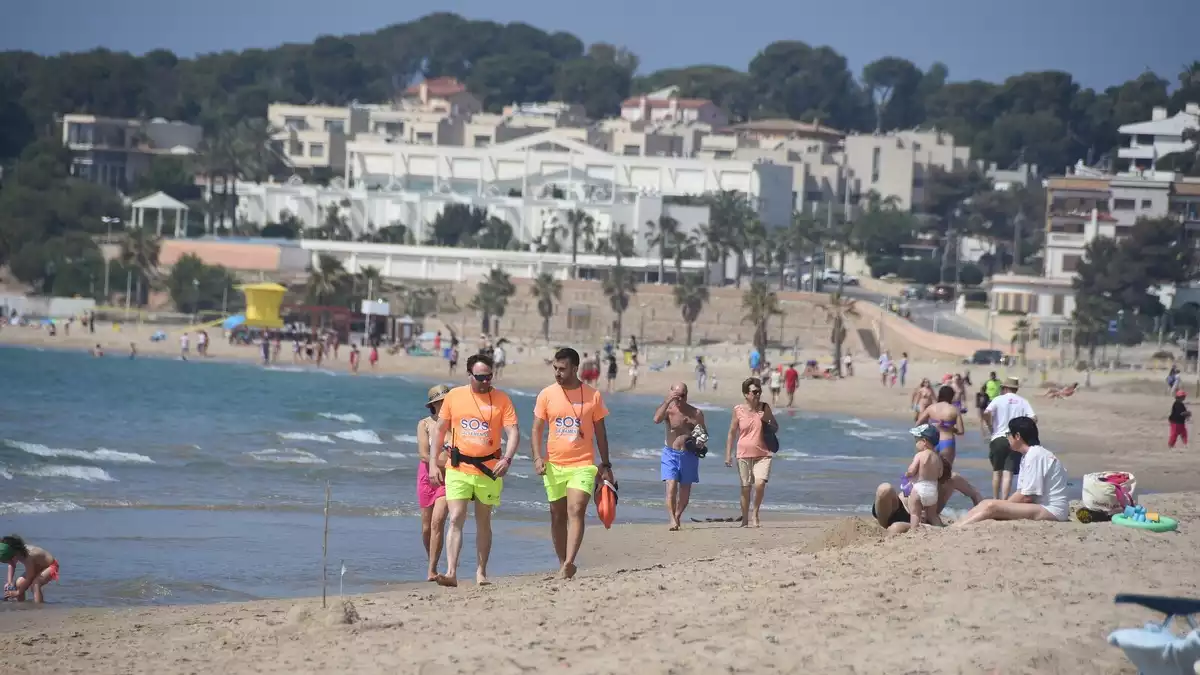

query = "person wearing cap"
[531, 347, 615, 579]
[955, 416, 1069, 526]
[983, 376, 1036, 499]
[416, 384, 451, 581]
[904, 424, 945, 528]
[1169, 390, 1191, 448]
[429, 353, 519, 587]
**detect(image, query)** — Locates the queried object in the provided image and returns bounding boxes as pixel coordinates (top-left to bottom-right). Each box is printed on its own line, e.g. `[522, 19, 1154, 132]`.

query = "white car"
[801, 269, 860, 286]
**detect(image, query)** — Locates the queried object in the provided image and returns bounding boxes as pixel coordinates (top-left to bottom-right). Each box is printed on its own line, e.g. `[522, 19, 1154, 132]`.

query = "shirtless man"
[910, 379, 935, 421]
[652, 383, 707, 530]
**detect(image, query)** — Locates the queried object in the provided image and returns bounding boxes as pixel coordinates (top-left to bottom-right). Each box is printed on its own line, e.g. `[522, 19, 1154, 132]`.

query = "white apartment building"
[59, 114, 203, 191]
[1118, 104, 1199, 172]
[230, 128, 792, 273]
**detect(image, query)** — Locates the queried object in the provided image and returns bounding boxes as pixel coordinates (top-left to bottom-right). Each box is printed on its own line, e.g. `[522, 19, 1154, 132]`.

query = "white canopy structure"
[132, 191, 189, 237]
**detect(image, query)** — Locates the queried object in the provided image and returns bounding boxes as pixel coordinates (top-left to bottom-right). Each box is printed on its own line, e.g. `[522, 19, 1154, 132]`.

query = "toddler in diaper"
[905, 424, 945, 529]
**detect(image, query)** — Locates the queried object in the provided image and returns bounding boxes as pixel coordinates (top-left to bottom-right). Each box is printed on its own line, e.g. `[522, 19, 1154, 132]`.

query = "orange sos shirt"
[534, 383, 609, 468]
[438, 386, 518, 476]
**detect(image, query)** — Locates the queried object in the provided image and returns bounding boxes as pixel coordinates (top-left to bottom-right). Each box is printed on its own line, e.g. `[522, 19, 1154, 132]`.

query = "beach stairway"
[857, 328, 880, 359]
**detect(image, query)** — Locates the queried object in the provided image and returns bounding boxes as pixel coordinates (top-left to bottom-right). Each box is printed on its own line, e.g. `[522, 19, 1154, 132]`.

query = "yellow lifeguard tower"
[238, 282, 287, 328]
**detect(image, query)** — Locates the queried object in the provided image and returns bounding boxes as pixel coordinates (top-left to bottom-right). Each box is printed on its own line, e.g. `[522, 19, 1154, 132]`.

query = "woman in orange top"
[723, 377, 779, 527]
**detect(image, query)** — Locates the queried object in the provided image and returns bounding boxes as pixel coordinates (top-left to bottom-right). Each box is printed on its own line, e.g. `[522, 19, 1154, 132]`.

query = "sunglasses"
[747, 389, 762, 395]
[472, 373, 494, 382]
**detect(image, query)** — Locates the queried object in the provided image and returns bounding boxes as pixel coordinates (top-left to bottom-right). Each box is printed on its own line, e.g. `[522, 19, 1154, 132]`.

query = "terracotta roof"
[404, 77, 467, 98]
[1173, 181, 1200, 197]
[1046, 177, 1110, 192]
[620, 96, 714, 110]
[729, 118, 844, 137]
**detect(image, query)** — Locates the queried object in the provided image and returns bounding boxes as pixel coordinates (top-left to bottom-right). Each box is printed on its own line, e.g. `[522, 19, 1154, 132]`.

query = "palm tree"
[788, 211, 823, 290]
[530, 272, 563, 341]
[741, 280, 781, 356]
[200, 118, 277, 234]
[1012, 317, 1034, 366]
[698, 222, 723, 286]
[644, 215, 679, 284]
[306, 254, 347, 305]
[118, 228, 163, 306]
[817, 295, 860, 374]
[565, 209, 595, 279]
[743, 217, 768, 283]
[609, 224, 636, 268]
[667, 229, 698, 283]
[602, 265, 637, 344]
[468, 268, 516, 335]
[707, 190, 755, 287]
[673, 273, 710, 349]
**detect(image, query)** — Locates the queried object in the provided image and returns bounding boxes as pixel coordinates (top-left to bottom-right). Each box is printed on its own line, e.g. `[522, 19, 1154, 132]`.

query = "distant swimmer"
[90, 344, 103, 357]
[129, 342, 137, 360]
[652, 383, 707, 531]
[260, 336, 271, 366]
[531, 348, 614, 579]
[428, 354, 519, 587]
[349, 344, 360, 374]
[2, 535, 58, 603]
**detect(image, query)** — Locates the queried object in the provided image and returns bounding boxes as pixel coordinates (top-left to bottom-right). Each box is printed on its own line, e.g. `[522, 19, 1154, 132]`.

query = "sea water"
[0, 346, 987, 607]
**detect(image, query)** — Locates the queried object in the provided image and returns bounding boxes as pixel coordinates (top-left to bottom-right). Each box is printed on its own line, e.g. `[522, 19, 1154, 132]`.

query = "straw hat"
[426, 384, 451, 405]
[1003, 377, 1021, 389]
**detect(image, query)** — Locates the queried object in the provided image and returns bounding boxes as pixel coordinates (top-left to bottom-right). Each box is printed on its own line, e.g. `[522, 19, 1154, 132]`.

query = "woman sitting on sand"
[416, 385, 451, 581]
[723, 377, 778, 527]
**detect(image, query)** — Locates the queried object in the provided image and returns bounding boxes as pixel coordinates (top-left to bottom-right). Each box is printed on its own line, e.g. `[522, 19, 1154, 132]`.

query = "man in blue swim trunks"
[653, 383, 707, 531]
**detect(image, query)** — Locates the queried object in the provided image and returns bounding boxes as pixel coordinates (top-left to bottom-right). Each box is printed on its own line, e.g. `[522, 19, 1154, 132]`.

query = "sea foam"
[0, 499, 83, 515]
[246, 449, 327, 465]
[277, 432, 335, 444]
[21, 465, 116, 482]
[318, 412, 365, 424]
[5, 440, 154, 464]
[334, 429, 383, 445]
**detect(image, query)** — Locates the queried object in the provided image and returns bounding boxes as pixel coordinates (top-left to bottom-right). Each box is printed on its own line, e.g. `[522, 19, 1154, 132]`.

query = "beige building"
[59, 114, 203, 191]
[397, 77, 482, 117]
[620, 86, 728, 128]
[267, 103, 368, 172]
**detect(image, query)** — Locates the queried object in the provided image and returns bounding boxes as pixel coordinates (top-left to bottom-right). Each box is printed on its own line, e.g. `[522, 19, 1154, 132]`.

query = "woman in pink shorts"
[417, 384, 451, 581]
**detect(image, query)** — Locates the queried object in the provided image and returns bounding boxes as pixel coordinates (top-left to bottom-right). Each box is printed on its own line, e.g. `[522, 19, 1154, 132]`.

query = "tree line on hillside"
[4, 12, 1200, 176]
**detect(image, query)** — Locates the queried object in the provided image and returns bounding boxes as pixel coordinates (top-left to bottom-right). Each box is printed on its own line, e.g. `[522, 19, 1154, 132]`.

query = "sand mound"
[805, 517, 883, 553]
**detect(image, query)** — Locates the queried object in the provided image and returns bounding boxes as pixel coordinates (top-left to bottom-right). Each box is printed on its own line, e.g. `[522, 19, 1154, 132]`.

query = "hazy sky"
[6, 0, 1197, 90]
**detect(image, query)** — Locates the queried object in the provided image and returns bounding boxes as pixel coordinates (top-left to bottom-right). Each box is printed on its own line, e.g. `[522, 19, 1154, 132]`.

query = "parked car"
[902, 285, 929, 300]
[932, 284, 956, 302]
[965, 349, 1009, 366]
[802, 269, 859, 286]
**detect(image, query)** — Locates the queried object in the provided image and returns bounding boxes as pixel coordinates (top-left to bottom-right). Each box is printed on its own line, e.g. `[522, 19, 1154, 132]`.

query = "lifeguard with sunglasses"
[429, 353, 519, 587]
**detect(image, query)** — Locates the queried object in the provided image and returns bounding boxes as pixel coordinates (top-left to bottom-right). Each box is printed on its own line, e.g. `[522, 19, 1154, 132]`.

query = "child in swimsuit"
[2, 535, 58, 603]
[905, 425, 944, 529]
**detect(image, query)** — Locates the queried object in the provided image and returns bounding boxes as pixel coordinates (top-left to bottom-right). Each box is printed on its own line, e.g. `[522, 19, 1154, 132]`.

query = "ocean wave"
[776, 449, 877, 461]
[354, 451, 410, 459]
[836, 418, 872, 429]
[692, 403, 725, 412]
[335, 429, 383, 445]
[277, 432, 335, 444]
[393, 434, 421, 445]
[5, 440, 154, 464]
[318, 412, 364, 424]
[0, 499, 83, 515]
[20, 465, 116, 482]
[507, 389, 536, 398]
[846, 429, 909, 442]
[246, 448, 327, 465]
[0, 466, 10, 480]
[624, 447, 663, 460]
[264, 365, 308, 374]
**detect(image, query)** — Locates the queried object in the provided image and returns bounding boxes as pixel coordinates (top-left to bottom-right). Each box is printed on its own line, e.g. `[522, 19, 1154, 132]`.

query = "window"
[622, 145, 641, 156]
[714, 150, 732, 159]
[1050, 222, 1085, 234]
[1141, 199, 1153, 209]
[1028, 295, 1039, 314]
[323, 119, 345, 133]
[473, 135, 490, 147]
[1113, 198, 1135, 210]
[415, 132, 434, 144]
[1115, 225, 1133, 238]
[567, 307, 591, 331]
[288, 140, 303, 156]
[67, 123, 94, 144]
[309, 143, 325, 158]
[1052, 294, 1065, 316]
[871, 146, 881, 183]
[284, 117, 307, 130]
[1062, 254, 1081, 273]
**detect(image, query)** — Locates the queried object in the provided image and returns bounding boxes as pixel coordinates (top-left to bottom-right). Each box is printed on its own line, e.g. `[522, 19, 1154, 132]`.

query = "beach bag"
[763, 421, 780, 454]
[1082, 472, 1137, 515]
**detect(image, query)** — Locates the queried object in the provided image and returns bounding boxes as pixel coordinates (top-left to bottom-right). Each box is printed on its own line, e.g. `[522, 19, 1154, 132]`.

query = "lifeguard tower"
[237, 283, 286, 328]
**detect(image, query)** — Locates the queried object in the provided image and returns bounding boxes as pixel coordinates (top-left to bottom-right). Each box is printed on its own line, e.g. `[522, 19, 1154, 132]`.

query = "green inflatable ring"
[1112, 514, 1179, 533]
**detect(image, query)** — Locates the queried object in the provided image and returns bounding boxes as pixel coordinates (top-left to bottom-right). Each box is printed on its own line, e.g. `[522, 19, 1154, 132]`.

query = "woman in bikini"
[916, 385, 965, 481]
[416, 385, 451, 581]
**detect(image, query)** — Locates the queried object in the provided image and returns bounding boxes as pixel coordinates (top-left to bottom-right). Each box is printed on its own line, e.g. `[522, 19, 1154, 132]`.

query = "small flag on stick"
[339, 560, 346, 598]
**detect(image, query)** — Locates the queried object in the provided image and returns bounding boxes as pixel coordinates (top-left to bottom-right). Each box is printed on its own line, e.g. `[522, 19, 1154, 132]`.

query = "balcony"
[1047, 232, 1086, 247]
[1049, 208, 1116, 223]
[1118, 145, 1156, 160]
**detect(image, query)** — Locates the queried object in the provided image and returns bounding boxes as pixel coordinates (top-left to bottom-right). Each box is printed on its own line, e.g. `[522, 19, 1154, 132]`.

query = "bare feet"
[750, 514, 761, 528]
[560, 563, 577, 580]
[476, 569, 491, 586]
[435, 574, 458, 588]
[738, 518, 748, 528]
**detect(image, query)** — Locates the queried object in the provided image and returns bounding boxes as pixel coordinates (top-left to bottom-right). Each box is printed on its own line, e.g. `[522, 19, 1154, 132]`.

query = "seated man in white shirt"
[954, 416, 1070, 526]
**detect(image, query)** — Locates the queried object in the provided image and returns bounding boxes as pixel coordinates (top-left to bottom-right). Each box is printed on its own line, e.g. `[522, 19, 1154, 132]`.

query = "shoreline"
[3, 493, 1199, 674]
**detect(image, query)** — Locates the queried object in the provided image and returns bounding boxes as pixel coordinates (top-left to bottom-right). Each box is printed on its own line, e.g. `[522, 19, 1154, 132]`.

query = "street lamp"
[1115, 309, 1126, 365]
[192, 278, 200, 321]
[101, 216, 121, 303]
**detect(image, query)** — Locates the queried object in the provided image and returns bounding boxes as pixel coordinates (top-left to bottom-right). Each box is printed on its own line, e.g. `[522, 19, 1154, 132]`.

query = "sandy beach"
[3, 322, 1199, 673]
